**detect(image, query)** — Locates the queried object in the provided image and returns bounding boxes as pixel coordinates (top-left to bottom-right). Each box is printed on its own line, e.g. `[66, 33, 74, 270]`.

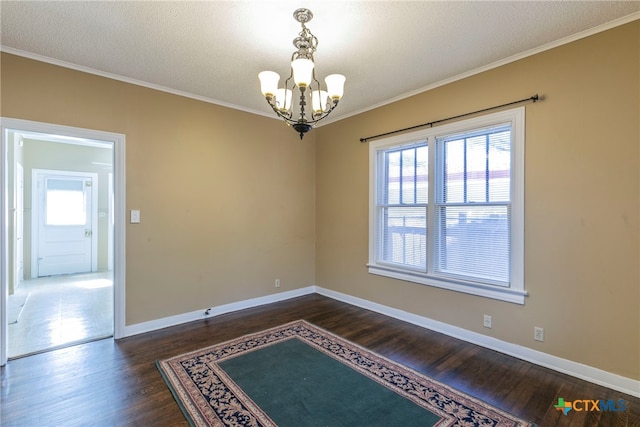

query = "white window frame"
[368, 107, 527, 304]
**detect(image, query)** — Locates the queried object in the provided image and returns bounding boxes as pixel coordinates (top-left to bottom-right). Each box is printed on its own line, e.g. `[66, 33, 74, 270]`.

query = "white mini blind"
[434, 124, 512, 285]
[376, 143, 428, 269]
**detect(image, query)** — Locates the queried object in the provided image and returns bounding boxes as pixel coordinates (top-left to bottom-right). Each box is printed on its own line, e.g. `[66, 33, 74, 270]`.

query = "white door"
[35, 170, 98, 277]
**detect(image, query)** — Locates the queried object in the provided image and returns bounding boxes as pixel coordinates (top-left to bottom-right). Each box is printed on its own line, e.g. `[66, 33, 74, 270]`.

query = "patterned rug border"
[157, 320, 533, 427]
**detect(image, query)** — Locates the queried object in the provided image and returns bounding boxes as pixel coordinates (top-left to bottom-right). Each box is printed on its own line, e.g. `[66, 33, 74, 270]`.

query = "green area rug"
[157, 320, 532, 427]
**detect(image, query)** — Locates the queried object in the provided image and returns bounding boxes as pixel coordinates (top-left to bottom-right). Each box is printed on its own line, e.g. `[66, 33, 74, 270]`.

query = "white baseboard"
[123, 286, 315, 337]
[122, 284, 639, 398]
[315, 286, 640, 398]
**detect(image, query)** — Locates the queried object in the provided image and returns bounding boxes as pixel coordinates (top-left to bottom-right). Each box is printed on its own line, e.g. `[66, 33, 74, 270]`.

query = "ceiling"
[1, 1, 639, 124]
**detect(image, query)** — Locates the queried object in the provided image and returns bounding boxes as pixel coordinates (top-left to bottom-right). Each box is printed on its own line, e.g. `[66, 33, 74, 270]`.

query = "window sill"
[367, 264, 528, 304]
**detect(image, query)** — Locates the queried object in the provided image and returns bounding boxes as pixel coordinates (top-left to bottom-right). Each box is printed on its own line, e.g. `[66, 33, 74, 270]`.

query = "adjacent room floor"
[7, 271, 113, 358]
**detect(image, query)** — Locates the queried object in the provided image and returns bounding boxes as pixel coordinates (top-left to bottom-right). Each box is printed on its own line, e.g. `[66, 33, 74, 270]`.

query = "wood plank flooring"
[2, 294, 639, 426]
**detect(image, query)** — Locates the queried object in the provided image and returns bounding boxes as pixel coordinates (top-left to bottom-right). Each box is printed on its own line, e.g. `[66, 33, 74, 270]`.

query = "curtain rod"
[359, 94, 540, 143]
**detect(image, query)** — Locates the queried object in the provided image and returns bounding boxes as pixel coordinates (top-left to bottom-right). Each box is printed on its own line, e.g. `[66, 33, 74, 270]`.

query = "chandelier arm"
[263, 97, 339, 128]
[311, 69, 321, 92]
[284, 74, 295, 89]
[310, 100, 339, 123]
[264, 96, 293, 121]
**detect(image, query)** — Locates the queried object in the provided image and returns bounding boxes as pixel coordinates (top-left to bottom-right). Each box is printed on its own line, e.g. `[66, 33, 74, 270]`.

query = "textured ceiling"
[1, 1, 639, 124]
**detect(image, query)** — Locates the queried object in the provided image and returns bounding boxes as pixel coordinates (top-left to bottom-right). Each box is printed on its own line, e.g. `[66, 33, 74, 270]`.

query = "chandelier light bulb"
[312, 90, 329, 113]
[325, 74, 346, 100]
[275, 88, 293, 111]
[258, 71, 280, 97]
[291, 58, 314, 87]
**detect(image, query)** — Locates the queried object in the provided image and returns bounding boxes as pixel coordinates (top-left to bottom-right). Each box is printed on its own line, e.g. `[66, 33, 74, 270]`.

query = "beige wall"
[1, 53, 317, 325]
[316, 21, 639, 380]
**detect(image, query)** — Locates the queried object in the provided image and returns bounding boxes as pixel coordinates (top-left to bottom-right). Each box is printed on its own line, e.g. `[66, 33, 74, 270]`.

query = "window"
[45, 178, 87, 226]
[368, 107, 526, 304]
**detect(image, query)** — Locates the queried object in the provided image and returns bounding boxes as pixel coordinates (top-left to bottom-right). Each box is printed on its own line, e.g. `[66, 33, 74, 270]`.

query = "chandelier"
[258, 8, 345, 139]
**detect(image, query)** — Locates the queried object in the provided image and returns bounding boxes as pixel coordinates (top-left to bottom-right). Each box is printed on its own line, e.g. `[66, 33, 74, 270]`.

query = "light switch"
[130, 209, 141, 224]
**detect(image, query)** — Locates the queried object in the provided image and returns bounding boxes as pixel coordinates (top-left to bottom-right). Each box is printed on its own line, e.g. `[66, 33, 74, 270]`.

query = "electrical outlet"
[275, 279, 281, 288]
[483, 314, 492, 329]
[534, 326, 544, 342]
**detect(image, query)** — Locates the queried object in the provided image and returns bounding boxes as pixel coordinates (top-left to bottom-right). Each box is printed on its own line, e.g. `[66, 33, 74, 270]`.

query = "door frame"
[15, 162, 24, 290]
[32, 169, 99, 278]
[0, 117, 127, 366]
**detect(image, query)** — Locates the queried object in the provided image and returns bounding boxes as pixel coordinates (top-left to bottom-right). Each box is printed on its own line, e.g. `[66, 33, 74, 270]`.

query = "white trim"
[0, 118, 126, 362]
[367, 266, 527, 305]
[0, 129, 8, 365]
[122, 287, 316, 338]
[107, 173, 114, 272]
[314, 286, 640, 398]
[112, 137, 126, 339]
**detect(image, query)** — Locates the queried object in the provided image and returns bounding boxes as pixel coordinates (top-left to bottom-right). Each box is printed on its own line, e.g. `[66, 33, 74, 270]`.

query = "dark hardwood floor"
[2, 294, 638, 426]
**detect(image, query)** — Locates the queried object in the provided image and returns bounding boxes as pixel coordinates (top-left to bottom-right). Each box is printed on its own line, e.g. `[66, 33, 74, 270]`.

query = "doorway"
[1, 118, 126, 364]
